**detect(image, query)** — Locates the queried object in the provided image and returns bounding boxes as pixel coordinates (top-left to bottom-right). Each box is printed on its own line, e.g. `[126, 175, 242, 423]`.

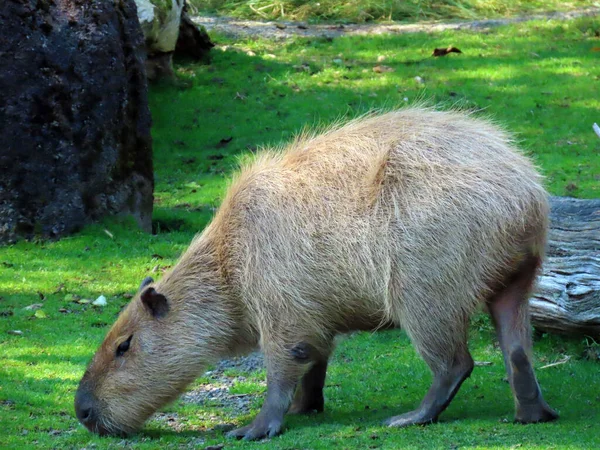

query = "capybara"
[75, 108, 558, 439]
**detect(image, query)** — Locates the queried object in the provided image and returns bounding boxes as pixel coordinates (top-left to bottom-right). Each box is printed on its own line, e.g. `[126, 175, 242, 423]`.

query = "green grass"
[189, 0, 599, 22]
[1, 17, 600, 449]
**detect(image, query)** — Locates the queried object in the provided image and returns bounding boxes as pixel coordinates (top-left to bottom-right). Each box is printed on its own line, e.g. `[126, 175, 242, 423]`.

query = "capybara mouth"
[84, 420, 131, 437]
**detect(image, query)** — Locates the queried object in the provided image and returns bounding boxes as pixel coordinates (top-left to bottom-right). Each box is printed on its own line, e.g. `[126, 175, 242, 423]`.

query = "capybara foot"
[384, 410, 436, 428]
[515, 402, 559, 424]
[226, 417, 283, 440]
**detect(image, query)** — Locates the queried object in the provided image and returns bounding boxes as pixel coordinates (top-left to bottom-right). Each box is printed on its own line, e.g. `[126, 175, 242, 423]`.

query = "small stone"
[213, 423, 235, 432]
[205, 445, 224, 450]
[414, 76, 424, 84]
[92, 295, 107, 306]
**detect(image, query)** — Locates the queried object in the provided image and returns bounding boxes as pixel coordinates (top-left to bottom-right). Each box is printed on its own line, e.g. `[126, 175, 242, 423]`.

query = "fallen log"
[531, 197, 600, 338]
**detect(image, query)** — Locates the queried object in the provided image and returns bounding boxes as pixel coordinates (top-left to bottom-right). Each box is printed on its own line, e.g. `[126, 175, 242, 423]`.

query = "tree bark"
[532, 197, 600, 338]
[0, 0, 153, 243]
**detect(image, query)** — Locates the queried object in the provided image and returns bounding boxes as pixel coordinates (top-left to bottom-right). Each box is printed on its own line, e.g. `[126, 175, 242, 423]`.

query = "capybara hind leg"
[488, 255, 558, 424]
[385, 346, 474, 427]
[289, 360, 328, 414]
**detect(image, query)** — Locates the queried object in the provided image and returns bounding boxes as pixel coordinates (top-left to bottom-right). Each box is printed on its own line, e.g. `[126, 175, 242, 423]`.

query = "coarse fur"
[75, 107, 556, 438]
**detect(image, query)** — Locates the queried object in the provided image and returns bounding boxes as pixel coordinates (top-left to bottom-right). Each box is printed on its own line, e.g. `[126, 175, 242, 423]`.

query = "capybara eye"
[116, 335, 133, 357]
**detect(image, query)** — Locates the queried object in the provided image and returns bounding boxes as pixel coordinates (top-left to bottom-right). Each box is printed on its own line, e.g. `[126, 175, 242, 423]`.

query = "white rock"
[93, 295, 107, 307]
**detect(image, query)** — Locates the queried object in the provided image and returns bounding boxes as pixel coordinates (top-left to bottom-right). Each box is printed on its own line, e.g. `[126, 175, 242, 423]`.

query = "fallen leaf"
[432, 46, 462, 57]
[77, 299, 91, 304]
[474, 361, 493, 366]
[34, 310, 47, 319]
[24, 303, 43, 311]
[58, 308, 69, 313]
[565, 183, 578, 192]
[372, 65, 395, 73]
[7, 330, 23, 336]
[216, 137, 233, 149]
[592, 47, 600, 52]
[104, 229, 114, 239]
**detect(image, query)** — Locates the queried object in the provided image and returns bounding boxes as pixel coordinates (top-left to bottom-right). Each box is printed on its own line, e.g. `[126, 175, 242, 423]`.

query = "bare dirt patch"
[193, 7, 600, 40]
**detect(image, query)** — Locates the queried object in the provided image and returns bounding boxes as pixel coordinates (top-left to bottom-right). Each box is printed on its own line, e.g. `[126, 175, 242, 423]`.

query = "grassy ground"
[1, 15, 600, 450]
[189, 0, 600, 22]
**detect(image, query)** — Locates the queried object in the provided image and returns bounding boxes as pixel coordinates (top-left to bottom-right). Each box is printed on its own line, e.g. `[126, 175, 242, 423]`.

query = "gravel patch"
[193, 7, 600, 40]
[182, 352, 265, 417]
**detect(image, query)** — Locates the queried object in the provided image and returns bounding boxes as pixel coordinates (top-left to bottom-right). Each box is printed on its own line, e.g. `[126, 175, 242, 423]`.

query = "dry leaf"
[372, 65, 395, 73]
[24, 303, 43, 311]
[34, 310, 47, 319]
[432, 46, 462, 57]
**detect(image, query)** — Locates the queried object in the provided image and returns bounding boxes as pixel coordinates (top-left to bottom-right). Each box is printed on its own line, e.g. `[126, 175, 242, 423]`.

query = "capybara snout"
[76, 108, 557, 439]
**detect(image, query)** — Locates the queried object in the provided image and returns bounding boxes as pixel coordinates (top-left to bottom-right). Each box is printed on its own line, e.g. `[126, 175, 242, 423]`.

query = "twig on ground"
[540, 355, 571, 369]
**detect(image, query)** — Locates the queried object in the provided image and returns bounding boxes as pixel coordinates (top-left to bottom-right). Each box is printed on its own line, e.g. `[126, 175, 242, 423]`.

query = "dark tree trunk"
[532, 197, 600, 338]
[0, 0, 153, 243]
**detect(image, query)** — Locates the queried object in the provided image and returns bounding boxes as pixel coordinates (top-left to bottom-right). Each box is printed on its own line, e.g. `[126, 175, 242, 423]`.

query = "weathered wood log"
[532, 197, 600, 338]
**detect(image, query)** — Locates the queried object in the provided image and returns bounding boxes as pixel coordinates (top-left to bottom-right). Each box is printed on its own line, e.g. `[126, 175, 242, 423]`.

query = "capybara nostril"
[79, 405, 92, 422]
[74, 390, 96, 426]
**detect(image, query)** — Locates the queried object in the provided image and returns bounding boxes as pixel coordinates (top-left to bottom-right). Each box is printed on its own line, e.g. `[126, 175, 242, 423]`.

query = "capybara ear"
[139, 277, 154, 291]
[141, 287, 169, 318]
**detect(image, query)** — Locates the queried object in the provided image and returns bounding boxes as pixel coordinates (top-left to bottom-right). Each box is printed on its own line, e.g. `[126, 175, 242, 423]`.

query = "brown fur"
[76, 107, 554, 437]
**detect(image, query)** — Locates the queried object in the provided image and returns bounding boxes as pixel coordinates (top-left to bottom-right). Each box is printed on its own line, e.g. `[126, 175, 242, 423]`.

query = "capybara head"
[74, 276, 222, 435]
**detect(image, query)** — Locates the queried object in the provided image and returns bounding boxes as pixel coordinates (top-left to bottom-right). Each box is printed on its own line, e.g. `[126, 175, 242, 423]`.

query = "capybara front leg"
[227, 374, 295, 440]
[385, 350, 474, 427]
[289, 360, 328, 414]
[488, 255, 558, 423]
[227, 349, 304, 440]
